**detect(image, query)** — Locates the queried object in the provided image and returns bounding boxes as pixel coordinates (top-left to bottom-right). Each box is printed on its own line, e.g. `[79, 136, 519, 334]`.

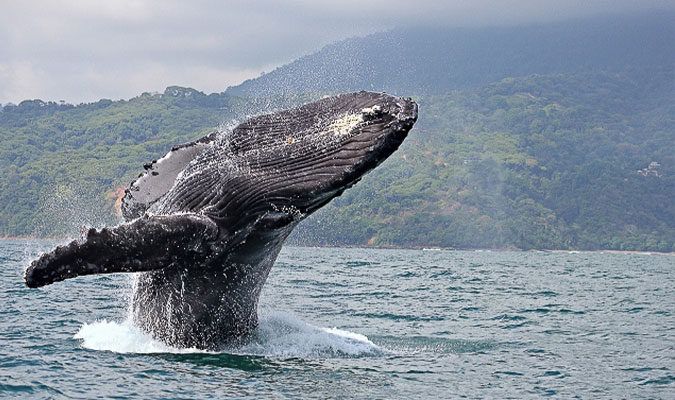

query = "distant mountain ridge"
[227, 12, 675, 97]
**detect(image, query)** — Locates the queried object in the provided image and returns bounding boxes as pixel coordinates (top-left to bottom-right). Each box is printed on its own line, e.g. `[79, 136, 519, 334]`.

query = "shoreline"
[293, 244, 675, 256]
[3, 236, 672, 255]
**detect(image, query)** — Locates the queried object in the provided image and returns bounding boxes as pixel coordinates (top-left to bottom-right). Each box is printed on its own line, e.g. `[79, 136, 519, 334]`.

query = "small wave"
[373, 335, 499, 354]
[74, 312, 381, 358]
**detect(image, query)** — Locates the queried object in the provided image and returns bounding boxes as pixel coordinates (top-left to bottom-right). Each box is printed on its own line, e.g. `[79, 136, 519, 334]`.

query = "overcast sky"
[0, 0, 670, 105]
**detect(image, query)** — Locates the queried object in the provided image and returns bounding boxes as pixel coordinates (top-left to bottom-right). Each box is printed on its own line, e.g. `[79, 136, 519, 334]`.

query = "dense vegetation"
[1, 69, 672, 251]
[290, 68, 675, 251]
[0, 87, 241, 236]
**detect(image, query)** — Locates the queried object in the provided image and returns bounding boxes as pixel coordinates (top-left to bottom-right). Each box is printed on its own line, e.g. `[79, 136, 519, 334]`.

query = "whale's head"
[258, 92, 417, 215]
[190, 92, 418, 230]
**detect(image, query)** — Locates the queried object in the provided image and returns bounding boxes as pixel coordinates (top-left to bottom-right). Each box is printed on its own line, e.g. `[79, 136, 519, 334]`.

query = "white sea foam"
[238, 311, 382, 358]
[74, 312, 381, 358]
[74, 319, 191, 354]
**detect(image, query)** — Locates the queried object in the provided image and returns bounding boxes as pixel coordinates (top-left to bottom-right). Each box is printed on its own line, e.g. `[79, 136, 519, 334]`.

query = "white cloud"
[0, 61, 48, 103]
[0, 0, 670, 104]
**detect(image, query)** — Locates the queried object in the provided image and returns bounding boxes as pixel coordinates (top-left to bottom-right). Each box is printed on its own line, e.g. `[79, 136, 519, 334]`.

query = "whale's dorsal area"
[25, 91, 418, 349]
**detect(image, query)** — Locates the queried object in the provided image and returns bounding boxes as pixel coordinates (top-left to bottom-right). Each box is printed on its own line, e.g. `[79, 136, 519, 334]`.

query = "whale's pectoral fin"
[24, 214, 219, 288]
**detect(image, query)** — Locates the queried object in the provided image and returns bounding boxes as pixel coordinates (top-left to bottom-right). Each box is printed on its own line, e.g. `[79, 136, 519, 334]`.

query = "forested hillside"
[0, 87, 241, 236]
[1, 13, 673, 251]
[1, 69, 672, 250]
[290, 68, 675, 251]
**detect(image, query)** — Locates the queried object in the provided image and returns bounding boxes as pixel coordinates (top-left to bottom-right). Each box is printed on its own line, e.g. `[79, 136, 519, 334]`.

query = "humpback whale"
[25, 91, 418, 350]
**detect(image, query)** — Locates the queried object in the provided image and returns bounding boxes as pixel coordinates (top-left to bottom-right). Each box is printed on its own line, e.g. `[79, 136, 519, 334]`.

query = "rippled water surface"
[1, 240, 674, 398]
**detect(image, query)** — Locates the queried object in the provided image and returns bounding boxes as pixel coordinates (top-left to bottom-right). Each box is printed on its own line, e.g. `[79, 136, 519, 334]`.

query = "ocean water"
[1, 240, 673, 399]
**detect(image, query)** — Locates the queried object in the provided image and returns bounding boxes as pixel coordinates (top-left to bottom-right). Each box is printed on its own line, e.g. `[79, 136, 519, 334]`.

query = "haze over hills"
[0, 12, 673, 251]
[227, 12, 674, 97]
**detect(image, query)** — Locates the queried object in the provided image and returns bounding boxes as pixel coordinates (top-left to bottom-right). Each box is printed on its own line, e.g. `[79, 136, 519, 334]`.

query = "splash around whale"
[24, 91, 418, 350]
